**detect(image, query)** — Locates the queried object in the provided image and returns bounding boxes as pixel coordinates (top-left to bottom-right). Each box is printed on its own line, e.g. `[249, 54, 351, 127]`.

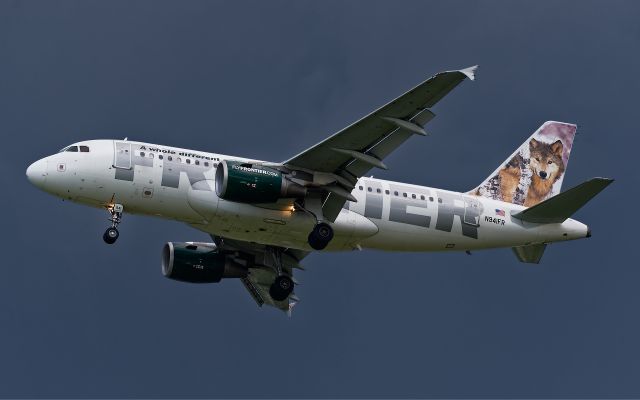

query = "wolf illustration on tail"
[471, 121, 577, 207]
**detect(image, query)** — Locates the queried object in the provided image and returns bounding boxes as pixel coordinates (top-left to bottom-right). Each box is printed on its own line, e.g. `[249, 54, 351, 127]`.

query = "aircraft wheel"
[269, 275, 294, 301]
[307, 222, 334, 250]
[103, 227, 119, 244]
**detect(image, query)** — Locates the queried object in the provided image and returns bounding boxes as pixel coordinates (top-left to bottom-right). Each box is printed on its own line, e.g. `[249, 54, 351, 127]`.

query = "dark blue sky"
[1, 0, 638, 397]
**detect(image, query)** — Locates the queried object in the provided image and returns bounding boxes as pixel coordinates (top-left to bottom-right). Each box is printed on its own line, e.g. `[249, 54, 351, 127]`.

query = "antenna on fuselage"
[123, 137, 128, 141]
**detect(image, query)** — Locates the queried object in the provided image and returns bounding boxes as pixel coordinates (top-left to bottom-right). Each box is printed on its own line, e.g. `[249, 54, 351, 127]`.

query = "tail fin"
[470, 121, 577, 207]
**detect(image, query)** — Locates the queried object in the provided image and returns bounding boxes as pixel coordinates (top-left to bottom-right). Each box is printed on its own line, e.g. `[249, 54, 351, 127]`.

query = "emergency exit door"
[113, 141, 131, 169]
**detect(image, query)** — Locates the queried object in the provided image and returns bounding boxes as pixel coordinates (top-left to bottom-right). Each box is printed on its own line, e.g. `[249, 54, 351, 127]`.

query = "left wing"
[212, 235, 307, 313]
[282, 66, 477, 221]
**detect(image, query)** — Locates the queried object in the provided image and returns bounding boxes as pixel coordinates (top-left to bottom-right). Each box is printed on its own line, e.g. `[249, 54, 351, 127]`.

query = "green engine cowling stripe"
[215, 160, 283, 203]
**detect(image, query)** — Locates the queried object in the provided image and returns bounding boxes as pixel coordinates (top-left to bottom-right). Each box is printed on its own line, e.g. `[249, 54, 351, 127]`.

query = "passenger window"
[359, 186, 363, 190]
[385, 190, 390, 195]
[204, 161, 209, 167]
[376, 188, 381, 193]
[403, 192, 407, 197]
[159, 155, 163, 160]
[429, 196, 434, 202]
[214, 162, 218, 167]
[394, 191, 398, 196]
[186, 159, 191, 164]
[149, 153, 154, 159]
[195, 160, 200, 166]
[140, 151, 145, 157]
[79, 145, 89, 152]
[438, 198, 442, 203]
[420, 195, 425, 200]
[66, 146, 78, 152]
[367, 187, 372, 192]
[167, 156, 173, 161]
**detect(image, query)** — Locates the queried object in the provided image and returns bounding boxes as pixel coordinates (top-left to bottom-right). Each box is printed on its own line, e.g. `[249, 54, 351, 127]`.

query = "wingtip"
[459, 65, 478, 81]
[596, 177, 615, 185]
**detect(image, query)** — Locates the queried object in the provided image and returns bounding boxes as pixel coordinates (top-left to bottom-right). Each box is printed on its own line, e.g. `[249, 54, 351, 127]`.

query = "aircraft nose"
[26, 159, 48, 188]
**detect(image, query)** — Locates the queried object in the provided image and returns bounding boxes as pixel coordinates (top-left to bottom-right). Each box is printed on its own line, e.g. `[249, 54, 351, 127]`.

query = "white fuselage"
[26, 139, 589, 252]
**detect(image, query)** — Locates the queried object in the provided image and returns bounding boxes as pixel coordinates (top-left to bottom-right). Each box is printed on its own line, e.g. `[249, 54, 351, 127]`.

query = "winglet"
[459, 65, 478, 81]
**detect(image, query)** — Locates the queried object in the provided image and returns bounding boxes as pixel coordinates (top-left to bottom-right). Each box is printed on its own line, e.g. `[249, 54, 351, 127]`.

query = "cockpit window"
[66, 146, 78, 152]
[79, 145, 89, 152]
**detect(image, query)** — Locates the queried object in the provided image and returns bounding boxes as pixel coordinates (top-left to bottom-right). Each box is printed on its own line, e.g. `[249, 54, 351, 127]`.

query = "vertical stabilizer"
[470, 121, 577, 207]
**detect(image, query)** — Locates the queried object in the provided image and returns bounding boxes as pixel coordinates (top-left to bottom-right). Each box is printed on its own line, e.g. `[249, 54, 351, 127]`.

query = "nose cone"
[26, 159, 48, 188]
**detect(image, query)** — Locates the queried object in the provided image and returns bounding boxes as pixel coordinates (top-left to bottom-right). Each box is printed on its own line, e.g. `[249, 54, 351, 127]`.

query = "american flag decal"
[495, 209, 505, 217]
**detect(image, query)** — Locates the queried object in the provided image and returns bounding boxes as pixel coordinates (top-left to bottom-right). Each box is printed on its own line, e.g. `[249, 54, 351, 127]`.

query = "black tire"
[307, 222, 333, 250]
[269, 275, 294, 301]
[103, 227, 119, 244]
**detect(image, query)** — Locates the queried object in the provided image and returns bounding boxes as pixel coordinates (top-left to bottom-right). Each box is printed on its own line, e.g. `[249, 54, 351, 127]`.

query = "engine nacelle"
[215, 160, 306, 203]
[161, 242, 247, 283]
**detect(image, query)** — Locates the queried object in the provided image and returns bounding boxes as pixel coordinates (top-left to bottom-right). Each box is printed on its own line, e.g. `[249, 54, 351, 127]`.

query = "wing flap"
[242, 267, 291, 312]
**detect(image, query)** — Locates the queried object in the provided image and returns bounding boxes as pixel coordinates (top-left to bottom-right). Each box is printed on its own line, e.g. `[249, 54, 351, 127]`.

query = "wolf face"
[524, 138, 566, 206]
[529, 138, 565, 181]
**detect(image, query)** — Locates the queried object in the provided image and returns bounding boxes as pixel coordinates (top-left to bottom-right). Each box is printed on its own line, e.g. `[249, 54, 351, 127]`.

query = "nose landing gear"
[103, 227, 119, 244]
[103, 203, 124, 244]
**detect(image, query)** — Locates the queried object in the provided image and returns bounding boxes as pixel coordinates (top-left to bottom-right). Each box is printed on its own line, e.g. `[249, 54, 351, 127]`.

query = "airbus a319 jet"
[26, 66, 613, 313]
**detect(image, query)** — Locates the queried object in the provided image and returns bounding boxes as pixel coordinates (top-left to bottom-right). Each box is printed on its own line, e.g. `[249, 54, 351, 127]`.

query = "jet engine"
[215, 160, 306, 203]
[162, 242, 247, 283]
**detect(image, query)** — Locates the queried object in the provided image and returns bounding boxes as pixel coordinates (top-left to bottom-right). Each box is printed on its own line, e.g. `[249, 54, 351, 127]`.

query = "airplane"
[26, 66, 613, 313]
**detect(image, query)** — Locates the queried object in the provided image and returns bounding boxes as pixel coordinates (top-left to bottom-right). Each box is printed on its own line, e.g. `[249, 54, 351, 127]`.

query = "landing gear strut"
[103, 203, 123, 244]
[308, 222, 334, 250]
[295, 197, 335, 251]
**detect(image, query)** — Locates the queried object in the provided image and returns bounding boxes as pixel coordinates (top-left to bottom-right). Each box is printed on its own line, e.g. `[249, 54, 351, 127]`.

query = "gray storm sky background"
[1, 0, 639, 397]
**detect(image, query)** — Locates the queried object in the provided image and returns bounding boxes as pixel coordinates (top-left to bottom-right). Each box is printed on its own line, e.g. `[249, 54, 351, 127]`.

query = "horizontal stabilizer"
[512, 244, 547, 264]
[513, 177, 614, 224]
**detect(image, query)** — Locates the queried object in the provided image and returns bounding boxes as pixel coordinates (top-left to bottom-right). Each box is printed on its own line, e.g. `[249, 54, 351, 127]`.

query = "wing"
[212, 235, 308, 313]
[283, 66, 477, 221]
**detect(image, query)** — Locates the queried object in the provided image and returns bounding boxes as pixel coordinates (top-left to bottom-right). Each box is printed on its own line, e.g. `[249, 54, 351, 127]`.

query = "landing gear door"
[113, 141, 132, 169]
[463, 196, 481, 227]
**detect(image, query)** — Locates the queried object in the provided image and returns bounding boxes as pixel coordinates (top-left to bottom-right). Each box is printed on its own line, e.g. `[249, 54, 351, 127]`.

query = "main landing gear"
[296, 197, 335, 251]
[267, 246, 295, 302]
[269, 275, 294, 302]
[103, 203, 124, 244]
[307, 222, 334, 250]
